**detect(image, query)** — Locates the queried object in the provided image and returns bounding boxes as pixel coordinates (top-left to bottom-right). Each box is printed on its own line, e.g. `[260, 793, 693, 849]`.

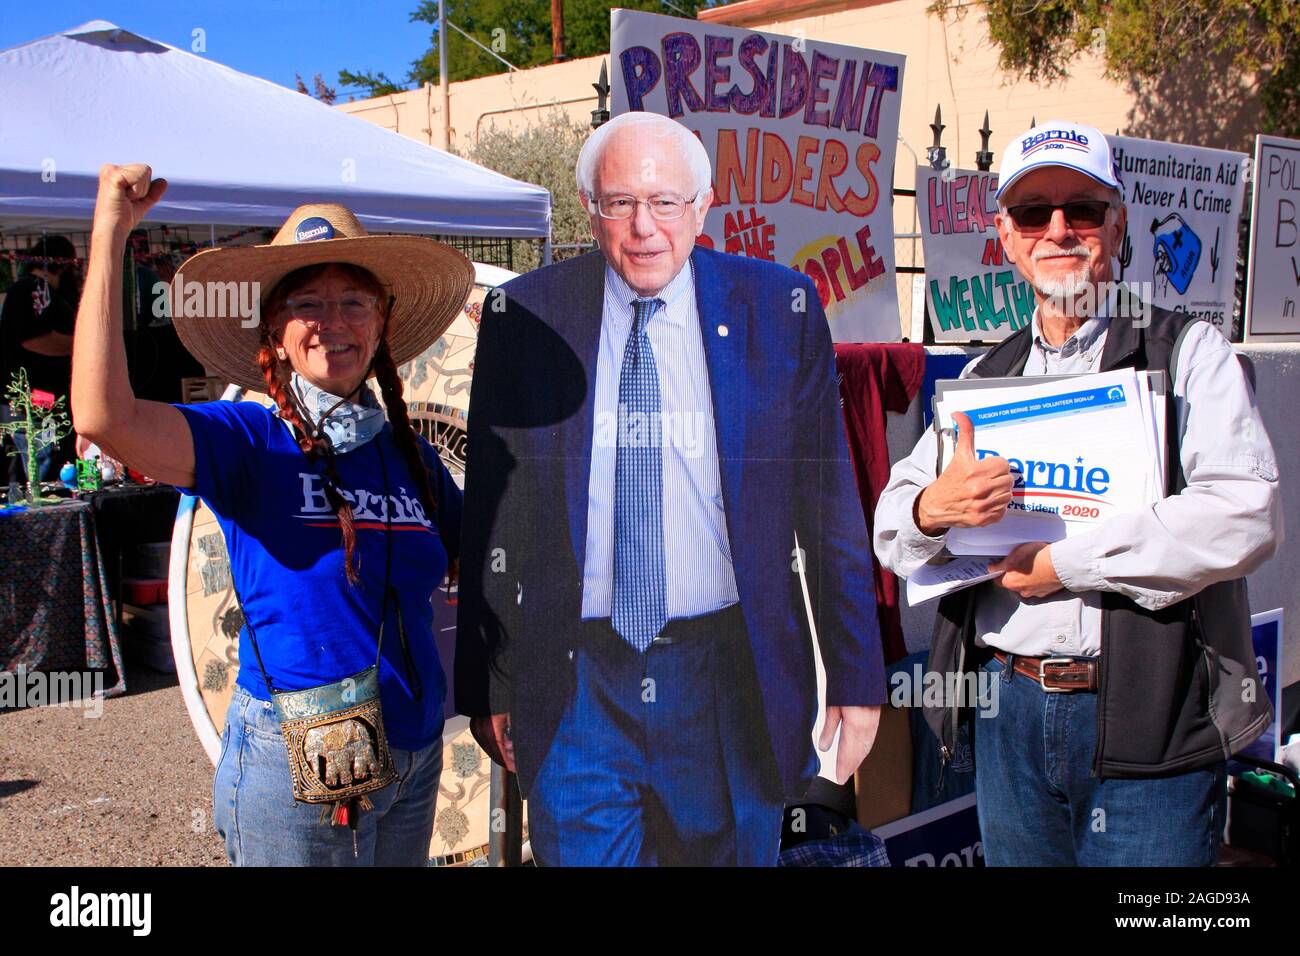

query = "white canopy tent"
[0, 20, 551, 238]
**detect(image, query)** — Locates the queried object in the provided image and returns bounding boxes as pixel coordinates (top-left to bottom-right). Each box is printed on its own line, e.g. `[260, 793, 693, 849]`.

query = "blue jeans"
[528, 609, 786, 866]
[973, 656, 1226, 866]
[213, 686, 443, 866]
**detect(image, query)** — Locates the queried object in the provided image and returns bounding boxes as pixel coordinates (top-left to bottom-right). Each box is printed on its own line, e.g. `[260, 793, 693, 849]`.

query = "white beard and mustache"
[1031, 246, 1092, 300]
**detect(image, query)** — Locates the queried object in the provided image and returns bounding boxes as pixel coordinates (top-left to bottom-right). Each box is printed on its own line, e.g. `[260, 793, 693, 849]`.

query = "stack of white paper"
[932, 369, 1168, 558]
[906, 554, 1002, 606]
[905, 369, 1167, 605]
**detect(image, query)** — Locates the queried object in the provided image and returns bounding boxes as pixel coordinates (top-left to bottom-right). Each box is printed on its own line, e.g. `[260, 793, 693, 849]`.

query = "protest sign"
[610, 9, 905, 341]
[1231, 608, 1283, 768]
[1107, 134, 1247, 333]
[918, 166, 1033, 342]
[1244, 134, 1300, 341]
[872, 793, 984, 867]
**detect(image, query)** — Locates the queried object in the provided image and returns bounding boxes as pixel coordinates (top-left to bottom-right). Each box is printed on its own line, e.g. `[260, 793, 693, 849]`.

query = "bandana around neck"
[290, 372, 385, 454]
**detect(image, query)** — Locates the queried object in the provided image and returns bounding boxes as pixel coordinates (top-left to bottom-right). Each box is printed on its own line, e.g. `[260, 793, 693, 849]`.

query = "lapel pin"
[717, 324, 729, 337]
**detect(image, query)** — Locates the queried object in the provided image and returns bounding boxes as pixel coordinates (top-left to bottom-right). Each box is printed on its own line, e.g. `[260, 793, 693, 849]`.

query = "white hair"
[575, 112, 713, 210]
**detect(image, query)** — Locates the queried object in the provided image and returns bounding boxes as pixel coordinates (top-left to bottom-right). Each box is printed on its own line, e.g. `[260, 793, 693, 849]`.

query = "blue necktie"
[611, 296, 667, 652]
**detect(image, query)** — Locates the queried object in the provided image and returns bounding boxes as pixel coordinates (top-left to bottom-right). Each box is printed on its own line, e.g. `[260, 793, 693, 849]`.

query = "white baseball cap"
[995, 120, 1121, 201]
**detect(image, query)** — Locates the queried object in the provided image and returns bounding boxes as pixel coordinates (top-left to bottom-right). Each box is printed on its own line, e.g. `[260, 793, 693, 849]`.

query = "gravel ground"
[0, 660, 227, 867]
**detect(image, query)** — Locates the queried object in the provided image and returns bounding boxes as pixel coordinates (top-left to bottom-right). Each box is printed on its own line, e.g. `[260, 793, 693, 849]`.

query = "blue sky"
[0, 1, 437, 99]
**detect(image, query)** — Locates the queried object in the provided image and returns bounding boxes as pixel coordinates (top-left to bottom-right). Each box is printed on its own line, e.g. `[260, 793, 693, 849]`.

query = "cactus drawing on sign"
[1118, 225, 1132, 281]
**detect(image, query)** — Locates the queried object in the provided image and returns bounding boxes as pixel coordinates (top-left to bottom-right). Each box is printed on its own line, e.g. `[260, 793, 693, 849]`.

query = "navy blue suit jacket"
[455, 247, 885, 799]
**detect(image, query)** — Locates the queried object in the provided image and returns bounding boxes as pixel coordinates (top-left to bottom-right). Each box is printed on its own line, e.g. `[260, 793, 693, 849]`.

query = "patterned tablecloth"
[0, 499, 126, 697]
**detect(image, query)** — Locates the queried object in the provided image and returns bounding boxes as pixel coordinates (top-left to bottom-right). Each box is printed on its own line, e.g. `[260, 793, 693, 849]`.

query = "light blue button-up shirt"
[580, 263, 741, 620]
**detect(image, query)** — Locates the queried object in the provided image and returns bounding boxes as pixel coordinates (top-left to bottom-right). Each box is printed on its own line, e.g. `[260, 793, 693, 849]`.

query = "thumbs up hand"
[914, 411, 1015, 536]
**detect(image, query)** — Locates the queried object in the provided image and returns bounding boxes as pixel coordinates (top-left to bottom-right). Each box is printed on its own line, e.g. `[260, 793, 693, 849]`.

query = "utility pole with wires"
[552, 0, 566, 62]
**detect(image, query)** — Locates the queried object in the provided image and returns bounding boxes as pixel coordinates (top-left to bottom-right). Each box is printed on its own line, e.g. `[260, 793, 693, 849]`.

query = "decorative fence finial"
[927, 104, 947, 171]
[591, 59, 611, 129]
[975, 110, 994, 172]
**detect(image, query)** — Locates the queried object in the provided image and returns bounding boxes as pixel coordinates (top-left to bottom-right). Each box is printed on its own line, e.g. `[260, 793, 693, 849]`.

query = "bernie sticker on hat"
[294, 217, 335, 243]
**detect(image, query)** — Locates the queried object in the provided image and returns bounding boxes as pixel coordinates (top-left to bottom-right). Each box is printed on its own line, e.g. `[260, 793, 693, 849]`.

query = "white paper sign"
[1107, 134, 1247, 334]
[918, 166, 1033, 343]
[1244, 134, 1300, 341]
[610, 9, 905, 342]
[935, 370, 1164, 555]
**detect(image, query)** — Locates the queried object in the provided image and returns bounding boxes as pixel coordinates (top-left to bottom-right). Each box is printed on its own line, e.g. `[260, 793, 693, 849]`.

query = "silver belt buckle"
[1038, 657, 1075, 693]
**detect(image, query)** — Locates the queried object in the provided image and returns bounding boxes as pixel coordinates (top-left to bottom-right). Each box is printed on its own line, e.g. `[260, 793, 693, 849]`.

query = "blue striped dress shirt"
[581, 263, 740, 620]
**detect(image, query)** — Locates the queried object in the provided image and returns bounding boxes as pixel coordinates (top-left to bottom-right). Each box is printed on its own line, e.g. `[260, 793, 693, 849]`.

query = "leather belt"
[582, 603, 744, 647]
[993, 651, 1099, 693]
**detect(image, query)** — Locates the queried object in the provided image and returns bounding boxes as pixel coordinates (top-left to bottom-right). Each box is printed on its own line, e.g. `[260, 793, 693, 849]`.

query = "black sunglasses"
[1006, 200, 1112, 232]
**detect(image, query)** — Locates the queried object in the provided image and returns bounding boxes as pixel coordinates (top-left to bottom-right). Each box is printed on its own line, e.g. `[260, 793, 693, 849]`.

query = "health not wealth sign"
[610, 9, 906, 342]
[919, 166, 1033, 343]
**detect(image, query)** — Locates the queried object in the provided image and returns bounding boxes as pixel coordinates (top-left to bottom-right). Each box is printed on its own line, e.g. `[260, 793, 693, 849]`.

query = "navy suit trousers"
[527, 605, 786, 866]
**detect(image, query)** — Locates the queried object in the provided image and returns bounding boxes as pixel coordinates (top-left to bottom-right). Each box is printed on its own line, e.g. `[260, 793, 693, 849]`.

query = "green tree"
[337, 69, 403, 97]
[345, 1, 716, 93]
[459, 111, 593, 272]
[929, 1, 1300, 137]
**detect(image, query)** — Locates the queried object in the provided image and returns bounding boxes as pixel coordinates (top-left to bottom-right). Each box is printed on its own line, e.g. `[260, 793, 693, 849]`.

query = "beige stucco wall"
[337, 54, 606, 151]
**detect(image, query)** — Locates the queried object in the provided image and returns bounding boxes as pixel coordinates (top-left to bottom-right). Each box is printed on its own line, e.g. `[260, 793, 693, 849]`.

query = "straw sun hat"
[170, 203, 474, 392]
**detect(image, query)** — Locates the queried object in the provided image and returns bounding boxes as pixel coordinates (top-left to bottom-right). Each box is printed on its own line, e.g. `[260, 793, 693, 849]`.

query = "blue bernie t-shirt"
[174, 400, 462, 751]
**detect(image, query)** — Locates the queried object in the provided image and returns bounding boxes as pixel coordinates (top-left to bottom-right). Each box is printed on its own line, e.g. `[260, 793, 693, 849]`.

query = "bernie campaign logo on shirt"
[294, 217, 335, 243]
[1020, 127, 1091, 159]
[296, 473, 435, 532]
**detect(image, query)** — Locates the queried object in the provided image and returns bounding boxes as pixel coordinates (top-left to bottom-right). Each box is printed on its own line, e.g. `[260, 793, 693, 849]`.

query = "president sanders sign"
[611, 9, 906, 342]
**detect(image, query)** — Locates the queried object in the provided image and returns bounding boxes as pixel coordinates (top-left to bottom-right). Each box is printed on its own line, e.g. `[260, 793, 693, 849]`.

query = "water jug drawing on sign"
[1150, 213, 1202, 296]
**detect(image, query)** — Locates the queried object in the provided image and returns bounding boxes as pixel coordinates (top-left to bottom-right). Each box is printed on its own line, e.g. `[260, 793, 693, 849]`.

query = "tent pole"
[543, 235, 552, 266]
[439, 0, 451, 152]
[210, 224, 216, 247]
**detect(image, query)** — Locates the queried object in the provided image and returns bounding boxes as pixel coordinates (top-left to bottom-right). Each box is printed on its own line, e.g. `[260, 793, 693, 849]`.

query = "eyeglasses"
[284, 294, 379, 325]
[594, 194, 698, 221]
[1005, 200, 1113, 233]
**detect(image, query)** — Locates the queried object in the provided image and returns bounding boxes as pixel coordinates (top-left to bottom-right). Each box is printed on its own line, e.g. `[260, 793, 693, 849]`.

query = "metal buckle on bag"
[1039, 657, 1076, 693]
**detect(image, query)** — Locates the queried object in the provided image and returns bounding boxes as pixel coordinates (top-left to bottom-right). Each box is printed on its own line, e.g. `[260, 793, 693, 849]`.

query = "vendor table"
[0, 499, 126, 697]
[86, 482, 182, 620]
